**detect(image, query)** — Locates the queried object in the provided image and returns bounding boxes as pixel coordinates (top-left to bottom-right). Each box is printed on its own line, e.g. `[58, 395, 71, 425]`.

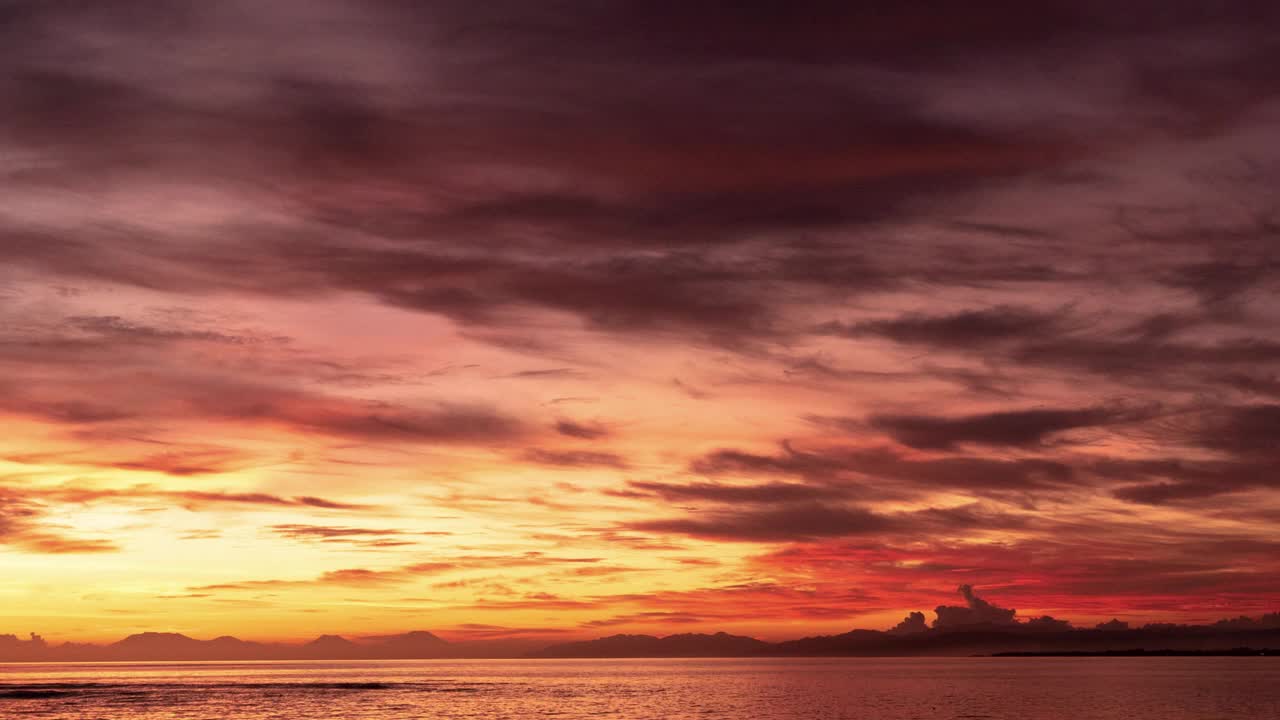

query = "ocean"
[2, 657, 1278, 719]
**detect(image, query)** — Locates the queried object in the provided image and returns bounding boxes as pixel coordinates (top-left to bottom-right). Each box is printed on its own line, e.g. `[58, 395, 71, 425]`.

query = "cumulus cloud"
[887, 611, 928, 635]
[1023, 615, 1073, 631]
[933, 585, 1018, 629]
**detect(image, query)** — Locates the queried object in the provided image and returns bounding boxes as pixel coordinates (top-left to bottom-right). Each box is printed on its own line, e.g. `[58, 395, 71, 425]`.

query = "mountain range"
[5, 620, 1280, 662]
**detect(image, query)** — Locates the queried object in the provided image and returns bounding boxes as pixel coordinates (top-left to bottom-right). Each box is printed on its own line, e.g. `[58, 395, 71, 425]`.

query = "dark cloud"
[1212, 612, 1280, 630]
[817, 306, 1064, 347]
[625, 501, 1018, 543]
[1107, 456, 1280, 505]
[553, 420, 611, 440]
[1193, 404, 1280, 459]
[287, 402, 527, 444]
[867, 405, 1151, 450]
[887, 611, 928, 635]
[626, 480, 853, 504]
[1023, 615, 1073, 631]
[1218, 372, 1280, 399]
[0, 395, 135, 425]
[1163, 260, 1279, 315]
[689, 441, 856, 480]
[933, 585, 1018, 629]
[521, 449, 630, 469]
[1011, 336, 1280, 382]
[690, 443, 1076, 494]
[504, 368, 585, 380]
[628, 504, 895, 542]
[818, 301, 1280, 393]
[12, 2, 1272, 351]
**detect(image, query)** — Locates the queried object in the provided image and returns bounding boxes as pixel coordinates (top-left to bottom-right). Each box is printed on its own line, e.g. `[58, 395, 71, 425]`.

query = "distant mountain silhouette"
[4, 587, 1278, 662]
[529, 632, 770, 658]
[303, 634, 362, 659]
[760, 624, 1280, 657]
[5, 622, 1280, 662]
[358, 630, 450, 657]
[112, 632, 204, 654]
[0, 630, 459, 662]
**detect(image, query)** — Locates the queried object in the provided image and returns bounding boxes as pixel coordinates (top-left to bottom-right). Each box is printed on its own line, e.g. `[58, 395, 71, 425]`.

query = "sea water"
[3, 656, 1278, 719]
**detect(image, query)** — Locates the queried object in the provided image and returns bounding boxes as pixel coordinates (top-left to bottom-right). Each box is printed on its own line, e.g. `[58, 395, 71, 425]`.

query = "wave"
[0, 689, 76, 699]
[0, 680, 487, 700]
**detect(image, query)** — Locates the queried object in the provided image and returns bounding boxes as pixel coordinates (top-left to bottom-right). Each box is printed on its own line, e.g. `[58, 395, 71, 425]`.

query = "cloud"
[190, 561, 453, 591]
[817, 301, 1280, 393]
[2, 0, 1280, 633]
[15, 485, 371, 512]
[1012, 336, 1280, 383]
[625, 480, 853, 504]
[440, 623, 575, 639]
[1163, 260, 1278, 314]
[101, 448, 263, 477]
[1212, 612, 1280, 630]
[582, 612, 706, 628]
[553, 420, 611, 440]
[1113, 481, 1224, 505]
[520, 449, 629, 469]
[66, 315, 266, 345]
[267, 524, 440, 548]
[193, 551, 610, 593]
[690, 442, 1076, 494]
[933, 585, 1018, 629]
[867, 405, 1151, 450]
[3, 0, 1189, 353]
[1024, 615, 1073, 631]
[817, 306, 1064, 347]
[628, 504, 896, 542]
[586, 581, 882, 624]
[1192, 404, 1280, 459]
[504, 368, 586, 380]
[689, 441, 856, 480]
[0, 487, 117, 554]
[269, 524, 406, 540]
[887, 611, 928, 635]
[0, 310, 531, 455]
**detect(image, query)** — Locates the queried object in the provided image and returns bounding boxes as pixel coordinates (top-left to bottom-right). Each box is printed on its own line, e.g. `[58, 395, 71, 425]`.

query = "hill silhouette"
[0, 630, 463, 662]
[4, 588, 1278, 661]
[6, 623, 1279, 662]
[529, 632, 770, 658]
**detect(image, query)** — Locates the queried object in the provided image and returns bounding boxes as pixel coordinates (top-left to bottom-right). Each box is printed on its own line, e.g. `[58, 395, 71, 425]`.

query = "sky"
[1, 0, 1279, 644]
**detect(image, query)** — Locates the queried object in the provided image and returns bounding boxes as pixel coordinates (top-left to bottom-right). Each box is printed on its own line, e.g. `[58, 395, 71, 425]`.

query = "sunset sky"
[2, 1, 1279, 644]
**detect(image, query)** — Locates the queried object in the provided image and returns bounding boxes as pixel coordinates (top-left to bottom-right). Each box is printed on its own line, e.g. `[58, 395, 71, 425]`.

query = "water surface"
[2, 657, 1277, 719]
